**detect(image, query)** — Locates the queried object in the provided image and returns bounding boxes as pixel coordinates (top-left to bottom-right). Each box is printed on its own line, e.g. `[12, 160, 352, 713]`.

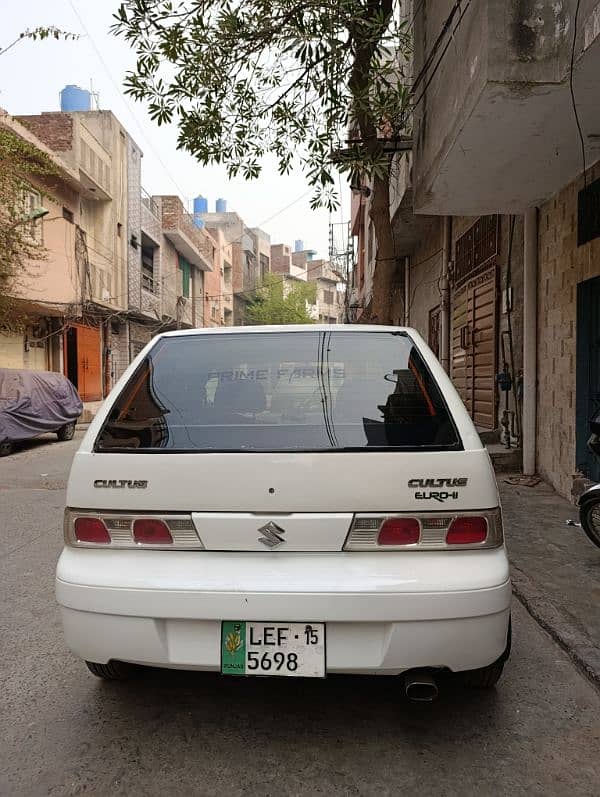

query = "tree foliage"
[0, 27, 80, 57]
[245, 274, 317, 325]
[0, 128, 58, 327]
[113, 1, 412, 323]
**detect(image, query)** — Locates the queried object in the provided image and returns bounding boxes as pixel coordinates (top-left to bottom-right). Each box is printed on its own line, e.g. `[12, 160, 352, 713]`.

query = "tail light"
[74, 517, 111, 544]
[377, 517, 420, 545]
[133, 518, 173, 545]
[446, 516, 487, 545]
[344, 509, 502, 551]
[65, 510, 204, 549]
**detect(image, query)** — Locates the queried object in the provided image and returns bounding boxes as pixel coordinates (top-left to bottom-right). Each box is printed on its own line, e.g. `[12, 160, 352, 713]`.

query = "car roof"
[158, 325, 413, 339]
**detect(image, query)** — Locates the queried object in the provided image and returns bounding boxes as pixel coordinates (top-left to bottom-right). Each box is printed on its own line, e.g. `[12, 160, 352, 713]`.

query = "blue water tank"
[216, 198, 227, 213]
[192, 196, 207, 228]
[60, 85, 91, 112]
[193, 195, 208, 214]
[294, 239, 304, 253]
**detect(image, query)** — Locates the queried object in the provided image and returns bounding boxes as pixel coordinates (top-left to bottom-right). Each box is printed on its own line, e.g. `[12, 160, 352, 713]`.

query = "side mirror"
[590, 409, 600, 436]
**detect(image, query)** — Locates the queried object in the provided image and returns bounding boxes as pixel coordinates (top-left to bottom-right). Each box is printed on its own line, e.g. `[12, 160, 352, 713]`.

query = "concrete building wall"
[231, 242, 244, 295]
[412, 0, 488, 211]
[140, 198, 162, 319]
[128, 320, 153, 356]
[407, 222, 444, 343]
[17, 188, 81, 306]
[201, 229, 223, 327]
[250, 227, 271, 280]
[0, 112, 83, 375]
[536, 162, 600, 497]
[127, 139, 142, 312]
[160, 238, 185, 323]
[106, 320, 130, 385]
[411, 1, 600, 216]
[207, 226, 233, 325]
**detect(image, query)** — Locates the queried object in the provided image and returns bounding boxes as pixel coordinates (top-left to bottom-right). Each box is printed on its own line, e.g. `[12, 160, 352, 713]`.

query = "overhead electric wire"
[569, 0, 587, 187]
[411, 0, 473, 110]
[61, 1, 344, 319]
[66, 0, 191, 203]
[409, 0, 467, 97]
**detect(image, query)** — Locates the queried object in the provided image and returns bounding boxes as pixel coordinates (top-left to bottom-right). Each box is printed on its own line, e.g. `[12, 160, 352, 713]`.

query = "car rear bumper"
[56, 548, 511, 674]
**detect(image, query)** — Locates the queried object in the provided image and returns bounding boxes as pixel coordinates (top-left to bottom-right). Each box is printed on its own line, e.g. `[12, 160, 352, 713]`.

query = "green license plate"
[221, 621, 326, 677]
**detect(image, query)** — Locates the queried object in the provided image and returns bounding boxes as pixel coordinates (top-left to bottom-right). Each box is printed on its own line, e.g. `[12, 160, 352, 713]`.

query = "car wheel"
[85, 660, 134, 681]
[0, 441, 13, 457]
[461, 660, 505, 688]
[461, 617, 511, 689]
[56, 422, 76, 442]
[580, 500, 600, 550]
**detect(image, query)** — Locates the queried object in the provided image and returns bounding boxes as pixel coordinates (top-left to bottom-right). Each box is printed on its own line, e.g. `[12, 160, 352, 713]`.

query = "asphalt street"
[1, 434, 600, 796]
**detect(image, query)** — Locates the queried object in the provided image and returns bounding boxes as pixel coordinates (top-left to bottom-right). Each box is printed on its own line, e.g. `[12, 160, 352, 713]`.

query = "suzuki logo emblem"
[257, 521, 286, 548]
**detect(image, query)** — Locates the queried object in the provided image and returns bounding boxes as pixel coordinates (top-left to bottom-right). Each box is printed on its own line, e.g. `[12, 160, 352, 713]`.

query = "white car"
[56, 326, 510, 700]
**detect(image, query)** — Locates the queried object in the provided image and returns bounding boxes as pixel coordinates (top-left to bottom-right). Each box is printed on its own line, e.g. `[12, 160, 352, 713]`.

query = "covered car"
[0, 368, 83, 456]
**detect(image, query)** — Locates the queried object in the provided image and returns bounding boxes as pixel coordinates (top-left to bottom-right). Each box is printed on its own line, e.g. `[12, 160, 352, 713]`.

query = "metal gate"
[452, 266, 497, 429]
[576, 276, 600, 481]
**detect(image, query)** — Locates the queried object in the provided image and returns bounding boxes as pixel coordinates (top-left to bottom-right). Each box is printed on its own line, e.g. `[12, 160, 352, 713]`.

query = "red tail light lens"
[446, 516, 487, 545]
[74, 517, 110, 544]
[132, 518, 173, 545]
[377, 517, 420, 545]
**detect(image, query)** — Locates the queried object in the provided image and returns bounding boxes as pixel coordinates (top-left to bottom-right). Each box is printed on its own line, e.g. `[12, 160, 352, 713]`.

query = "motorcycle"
[578, 408, 600, 549]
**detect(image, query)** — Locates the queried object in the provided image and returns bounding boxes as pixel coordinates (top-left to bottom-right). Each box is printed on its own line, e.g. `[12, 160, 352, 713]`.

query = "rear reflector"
[445, 516, 488, 545]
[133, 518, 173, 545]
[377, 517, 420, 545]
[74, 517, 110, 544]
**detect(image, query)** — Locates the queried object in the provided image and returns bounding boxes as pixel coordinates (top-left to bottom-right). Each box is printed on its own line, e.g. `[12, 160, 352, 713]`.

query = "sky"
[1, 0, 350, 259]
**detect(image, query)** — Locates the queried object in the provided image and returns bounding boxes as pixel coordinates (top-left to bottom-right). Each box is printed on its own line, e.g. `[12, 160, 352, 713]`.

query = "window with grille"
[323, 290, 334, 304]
[178, 255, 191, 298]
[454, 216, 499, 286]
[142, 245, 156, 293]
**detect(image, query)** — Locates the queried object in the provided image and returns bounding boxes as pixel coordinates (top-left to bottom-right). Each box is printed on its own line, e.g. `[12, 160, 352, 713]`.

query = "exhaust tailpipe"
[404, 671, 438, 703]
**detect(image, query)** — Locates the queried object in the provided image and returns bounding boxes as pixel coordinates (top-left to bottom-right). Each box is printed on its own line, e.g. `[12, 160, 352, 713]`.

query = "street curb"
[511, 564, 600, 691]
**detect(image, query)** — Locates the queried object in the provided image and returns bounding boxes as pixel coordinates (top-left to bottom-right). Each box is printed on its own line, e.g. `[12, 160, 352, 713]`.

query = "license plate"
[221, 621, 326, 677]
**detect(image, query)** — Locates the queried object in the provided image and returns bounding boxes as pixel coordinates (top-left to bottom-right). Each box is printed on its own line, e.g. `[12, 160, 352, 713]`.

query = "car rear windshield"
[95, 331, 461, 452]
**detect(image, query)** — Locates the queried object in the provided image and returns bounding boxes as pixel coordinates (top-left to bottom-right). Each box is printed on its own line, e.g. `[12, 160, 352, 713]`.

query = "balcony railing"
[141, 188, 160, 219]
[142, 272, 159, 294]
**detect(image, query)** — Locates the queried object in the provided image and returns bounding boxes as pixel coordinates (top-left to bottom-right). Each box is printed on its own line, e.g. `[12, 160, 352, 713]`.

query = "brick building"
[198, 202, 270, 324]
[1, 96, 220, 402]
[350, 0, 600, 499]
[4, 107, 134, 400]
[271, 245, 346, 323]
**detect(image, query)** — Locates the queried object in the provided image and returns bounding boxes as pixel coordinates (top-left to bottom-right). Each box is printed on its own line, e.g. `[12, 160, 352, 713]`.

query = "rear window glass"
[95, 331, 461, 452]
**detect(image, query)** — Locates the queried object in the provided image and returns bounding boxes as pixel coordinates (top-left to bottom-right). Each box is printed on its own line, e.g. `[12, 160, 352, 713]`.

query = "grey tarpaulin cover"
[0, 368, 83, 443]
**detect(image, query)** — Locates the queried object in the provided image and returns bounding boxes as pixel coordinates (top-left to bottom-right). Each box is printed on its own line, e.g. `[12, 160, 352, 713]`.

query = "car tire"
[461, 617, 511, 689]
[461, 660, 505, 689]
[0, 441, 13, 457]
[56, 422, 76, 442]
[85, 660, 134, 681]
[580, 499, 600, 550]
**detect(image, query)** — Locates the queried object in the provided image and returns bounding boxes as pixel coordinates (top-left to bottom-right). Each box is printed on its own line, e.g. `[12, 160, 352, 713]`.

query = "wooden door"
[75, 324, 102, 401]
[452, 267, 497, 429]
